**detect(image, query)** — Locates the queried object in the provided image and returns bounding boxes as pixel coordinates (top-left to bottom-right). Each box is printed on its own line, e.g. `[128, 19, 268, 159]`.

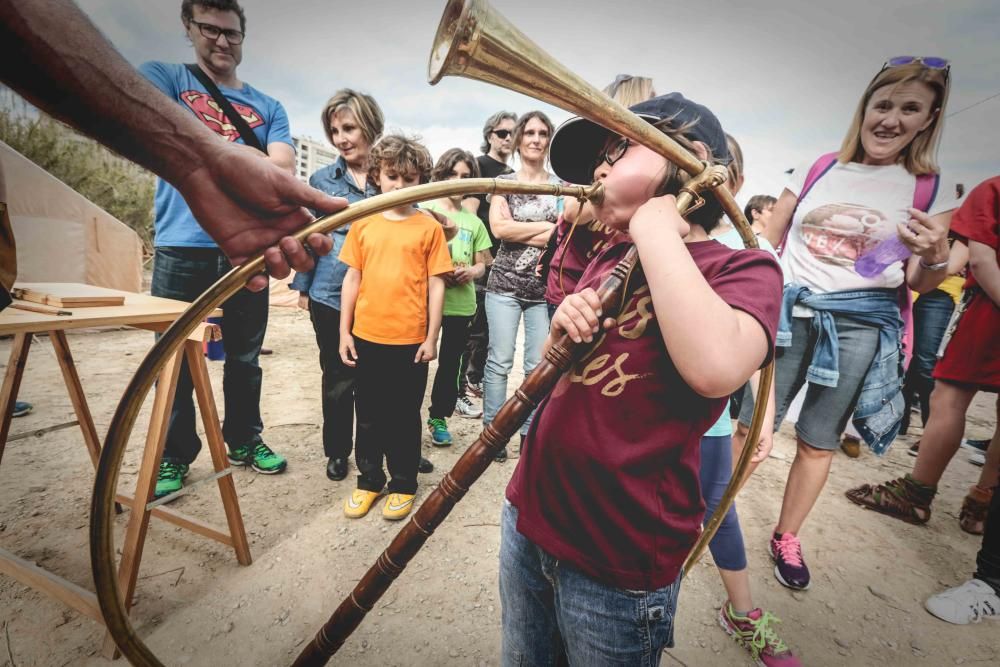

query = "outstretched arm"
[0, 0, 346, 290]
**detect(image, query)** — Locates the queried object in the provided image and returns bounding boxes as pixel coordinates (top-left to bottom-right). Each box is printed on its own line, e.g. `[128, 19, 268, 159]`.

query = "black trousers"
[461, 289, 489, 387]
[354, 337, 428, 495]
[308, 299, 355, 459]
[430, 315, 474, 419]
[152, 247, 267, 464]
[975, 477, 1000, 594]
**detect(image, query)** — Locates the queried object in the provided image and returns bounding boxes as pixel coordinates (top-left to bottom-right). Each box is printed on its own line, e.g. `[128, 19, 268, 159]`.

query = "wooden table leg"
[101, 345, 183, 659]
[50, 331, 102, 469]
[0, 332, 32, 466]
[185, 341, 252, 566]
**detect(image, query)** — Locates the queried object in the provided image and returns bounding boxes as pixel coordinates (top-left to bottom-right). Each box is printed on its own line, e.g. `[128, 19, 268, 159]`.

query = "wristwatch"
[919, 258, 949, 271]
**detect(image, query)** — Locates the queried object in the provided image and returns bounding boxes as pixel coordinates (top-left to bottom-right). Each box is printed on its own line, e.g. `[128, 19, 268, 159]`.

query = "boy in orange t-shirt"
[338, 135, 454, 520]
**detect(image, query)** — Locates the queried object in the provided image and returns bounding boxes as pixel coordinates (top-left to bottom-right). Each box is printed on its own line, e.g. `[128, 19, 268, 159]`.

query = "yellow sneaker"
[344, 489, 381, 518]
[382, 493, 415, 521]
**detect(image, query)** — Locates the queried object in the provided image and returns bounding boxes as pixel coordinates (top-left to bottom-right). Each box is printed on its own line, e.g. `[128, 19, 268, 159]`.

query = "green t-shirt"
[422, 201, 492, 316]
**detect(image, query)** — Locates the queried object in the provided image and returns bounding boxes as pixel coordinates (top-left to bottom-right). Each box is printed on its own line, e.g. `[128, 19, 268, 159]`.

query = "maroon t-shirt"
[507, 238, 782, 591]
[545, 214, 623, 306]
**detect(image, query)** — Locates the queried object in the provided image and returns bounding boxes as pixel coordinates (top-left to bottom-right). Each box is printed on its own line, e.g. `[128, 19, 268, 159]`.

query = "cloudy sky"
[78, 0, 999, 205]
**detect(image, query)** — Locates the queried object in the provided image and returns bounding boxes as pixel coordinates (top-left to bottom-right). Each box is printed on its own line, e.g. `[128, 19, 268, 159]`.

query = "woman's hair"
[320, 89, 385, 148]
[838, 63, 949, 175]
[480, 110, 518, 154]
[366, 134, 433, 190]
[725, 132, 744, 195]
[512, 110, 555, 159]
[432, 148, 481, 182]
[603, 74, 656, 107]
[744, 194, 777, 222]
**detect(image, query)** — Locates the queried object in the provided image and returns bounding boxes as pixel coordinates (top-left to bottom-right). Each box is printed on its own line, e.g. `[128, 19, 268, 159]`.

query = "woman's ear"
[691, 140, 710, 162]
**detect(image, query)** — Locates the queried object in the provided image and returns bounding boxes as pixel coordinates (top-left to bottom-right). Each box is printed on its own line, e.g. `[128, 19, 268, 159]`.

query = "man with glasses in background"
[457, 111, 517, 408]
[141, 0, 296, 499]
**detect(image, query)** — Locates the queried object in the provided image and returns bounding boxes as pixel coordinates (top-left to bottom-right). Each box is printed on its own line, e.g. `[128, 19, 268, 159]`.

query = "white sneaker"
[969, 451, 986, 466]
[925, 579, 1000, 624]
[455, 395, 483, 419]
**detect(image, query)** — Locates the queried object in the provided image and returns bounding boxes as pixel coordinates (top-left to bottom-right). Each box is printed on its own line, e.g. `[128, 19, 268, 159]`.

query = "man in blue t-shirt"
[143, 0, 296, 498]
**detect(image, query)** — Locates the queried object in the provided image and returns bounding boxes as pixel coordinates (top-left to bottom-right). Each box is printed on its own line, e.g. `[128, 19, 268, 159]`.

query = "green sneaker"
[427, 417, 452, 446]
[154, 459, 189, 499]
[228, 438, 287, 474]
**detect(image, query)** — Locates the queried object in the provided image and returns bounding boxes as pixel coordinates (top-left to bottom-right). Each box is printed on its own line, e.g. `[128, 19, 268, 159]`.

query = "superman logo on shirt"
[180, 90, 263, 142]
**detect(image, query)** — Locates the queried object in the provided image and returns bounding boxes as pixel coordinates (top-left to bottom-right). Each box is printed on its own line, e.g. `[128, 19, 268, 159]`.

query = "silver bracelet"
[919, 258, 949, 271]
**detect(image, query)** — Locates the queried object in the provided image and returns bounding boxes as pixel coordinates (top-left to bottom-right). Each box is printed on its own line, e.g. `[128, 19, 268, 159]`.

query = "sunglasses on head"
[882, 55, 950, 71]
[491, 129, 512, 139]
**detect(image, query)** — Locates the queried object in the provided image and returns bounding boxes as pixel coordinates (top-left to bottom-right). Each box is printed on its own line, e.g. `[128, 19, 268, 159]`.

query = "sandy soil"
[1, 306, 997, 667]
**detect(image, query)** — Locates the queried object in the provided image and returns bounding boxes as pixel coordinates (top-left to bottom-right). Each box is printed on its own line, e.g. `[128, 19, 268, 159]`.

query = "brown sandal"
[845, 477, 932, 525]
[959, 486, 993, 535]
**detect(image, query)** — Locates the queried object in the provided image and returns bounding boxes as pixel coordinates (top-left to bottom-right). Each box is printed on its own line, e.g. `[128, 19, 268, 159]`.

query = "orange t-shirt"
[340, 211, 454, 345]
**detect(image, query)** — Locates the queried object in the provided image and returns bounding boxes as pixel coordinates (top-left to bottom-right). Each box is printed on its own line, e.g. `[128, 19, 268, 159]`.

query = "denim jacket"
[289, 157, 375, 310]
[778, 284, 904, 455]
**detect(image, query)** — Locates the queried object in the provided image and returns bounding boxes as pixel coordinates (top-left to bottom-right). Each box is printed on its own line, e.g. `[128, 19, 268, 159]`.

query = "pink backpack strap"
[898, 172, 940, 367]
[778, 152, 839, 256]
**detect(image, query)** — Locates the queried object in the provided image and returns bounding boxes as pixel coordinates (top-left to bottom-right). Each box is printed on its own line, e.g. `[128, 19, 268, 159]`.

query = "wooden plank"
[50, 331, 103, 469]
[0, 546, 104, 623]
[15, 284, 124, 307]
[10, 300, 72, 316]
[0, 332, 32, 466]
[186, 341, 252, 565]
[102, 346, 183, 658]
[113, 493, 235, 546]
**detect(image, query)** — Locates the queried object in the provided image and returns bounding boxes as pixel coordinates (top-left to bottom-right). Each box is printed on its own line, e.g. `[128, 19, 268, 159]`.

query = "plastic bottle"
[854, 236, 911, 278]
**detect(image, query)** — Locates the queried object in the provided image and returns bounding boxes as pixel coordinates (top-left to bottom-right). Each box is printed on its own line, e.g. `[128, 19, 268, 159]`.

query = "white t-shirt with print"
[781, 161, 956, 315]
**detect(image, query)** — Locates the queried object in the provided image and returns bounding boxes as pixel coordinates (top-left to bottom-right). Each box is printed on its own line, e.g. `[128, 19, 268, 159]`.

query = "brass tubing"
[90, 178, 603, 667]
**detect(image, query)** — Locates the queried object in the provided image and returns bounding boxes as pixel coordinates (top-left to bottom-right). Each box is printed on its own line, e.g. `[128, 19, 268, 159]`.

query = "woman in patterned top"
[483, 110, 562, 463]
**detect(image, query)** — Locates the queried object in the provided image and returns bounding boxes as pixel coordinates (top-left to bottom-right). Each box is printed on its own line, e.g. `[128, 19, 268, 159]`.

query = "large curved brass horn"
[291, 1, 773, 664]
[92, 0, 772, 663]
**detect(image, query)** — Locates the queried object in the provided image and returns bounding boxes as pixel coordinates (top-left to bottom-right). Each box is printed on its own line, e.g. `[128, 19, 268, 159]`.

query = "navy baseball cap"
[549, 92, 731, 186]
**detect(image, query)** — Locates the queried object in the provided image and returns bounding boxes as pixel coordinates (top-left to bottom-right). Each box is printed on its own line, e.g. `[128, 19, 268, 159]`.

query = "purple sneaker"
[769, 532, 810, 590]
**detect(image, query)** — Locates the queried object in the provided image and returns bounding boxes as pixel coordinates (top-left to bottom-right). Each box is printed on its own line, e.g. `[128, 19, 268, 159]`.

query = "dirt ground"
[1, 306, 997, 667]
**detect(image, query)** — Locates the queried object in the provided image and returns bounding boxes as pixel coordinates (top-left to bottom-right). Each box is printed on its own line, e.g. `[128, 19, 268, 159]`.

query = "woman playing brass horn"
[499, 93, 783, 665]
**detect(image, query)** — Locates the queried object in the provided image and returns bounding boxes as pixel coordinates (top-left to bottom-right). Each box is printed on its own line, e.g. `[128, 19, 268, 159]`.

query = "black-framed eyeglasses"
[188, 19, 245, 45]
[491, 129, 512, 139]
[600, 137, 631, 167]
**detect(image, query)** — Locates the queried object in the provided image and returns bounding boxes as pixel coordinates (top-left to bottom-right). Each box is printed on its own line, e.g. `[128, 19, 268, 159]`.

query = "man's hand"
[452, 266, 476, 285]
[297, 293, 309, 311]
[750, 428, 773, 464]
[178, 142, 347, 291]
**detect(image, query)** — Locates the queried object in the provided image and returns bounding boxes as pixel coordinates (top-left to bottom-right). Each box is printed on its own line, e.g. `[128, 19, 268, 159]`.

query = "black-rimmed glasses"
[189, 19, 245, 45]
[600, 137, 631, 167]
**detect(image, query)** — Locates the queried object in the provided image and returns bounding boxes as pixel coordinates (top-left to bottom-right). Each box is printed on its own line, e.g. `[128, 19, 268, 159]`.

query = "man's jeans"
[483, 293, 549, 437]
[499, 500, 680, 666]
[903, 289, 955, 427]
[151, 247, 267, 464]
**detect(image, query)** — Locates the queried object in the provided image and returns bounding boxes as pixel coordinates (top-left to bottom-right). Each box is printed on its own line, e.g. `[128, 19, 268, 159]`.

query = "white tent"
[2, 140, 143, 292]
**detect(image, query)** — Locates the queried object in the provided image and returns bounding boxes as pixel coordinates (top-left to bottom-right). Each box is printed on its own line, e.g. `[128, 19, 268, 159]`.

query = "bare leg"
[911, 381, 978, 486]
[775, 437, 834, 535]
[718, 567, 754, 612]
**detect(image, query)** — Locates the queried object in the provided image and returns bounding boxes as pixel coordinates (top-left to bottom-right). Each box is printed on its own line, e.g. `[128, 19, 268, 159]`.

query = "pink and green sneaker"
[718, 601, 801, 667]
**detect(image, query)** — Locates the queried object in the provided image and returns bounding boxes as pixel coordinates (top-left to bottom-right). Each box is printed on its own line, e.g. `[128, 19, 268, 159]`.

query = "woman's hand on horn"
[897, 207, 949, 261]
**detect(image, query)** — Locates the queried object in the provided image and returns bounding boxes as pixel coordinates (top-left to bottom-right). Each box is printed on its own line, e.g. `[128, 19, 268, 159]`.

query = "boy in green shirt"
[422, 149, 493, 445]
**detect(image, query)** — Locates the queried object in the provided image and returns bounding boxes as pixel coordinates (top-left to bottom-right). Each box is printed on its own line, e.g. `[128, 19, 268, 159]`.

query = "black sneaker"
[962, 438, 990, 454]
[418, 457, 434, 474]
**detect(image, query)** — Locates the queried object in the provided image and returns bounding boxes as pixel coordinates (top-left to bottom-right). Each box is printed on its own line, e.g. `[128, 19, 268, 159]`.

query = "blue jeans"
[903, 289, 955, 427]
[151, 247, 267, 464]
[500, 501, 680, 666]
[483, 293, 550, 436]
